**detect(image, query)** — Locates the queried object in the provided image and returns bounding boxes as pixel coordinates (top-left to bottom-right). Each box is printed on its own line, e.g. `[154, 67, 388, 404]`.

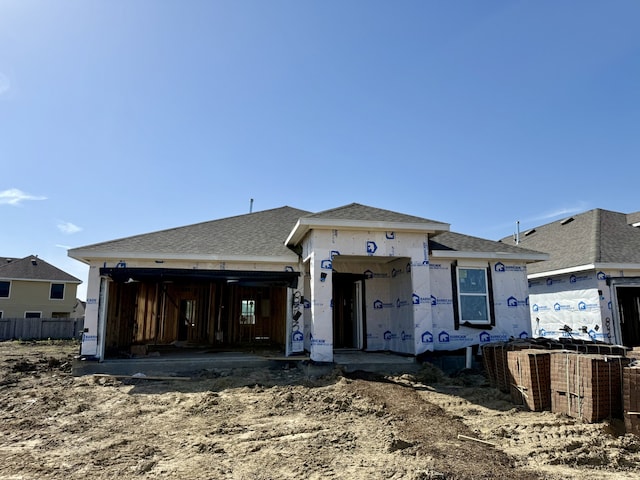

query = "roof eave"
[430, 250, 549, 262]
[0, 277, 82, 284]
[68, 250, 299, 265]
[528, 262, 640, 279]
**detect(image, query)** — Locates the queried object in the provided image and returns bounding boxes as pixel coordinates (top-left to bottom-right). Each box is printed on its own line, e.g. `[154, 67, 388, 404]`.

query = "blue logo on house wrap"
[532, 303, 549, 312]
[519, 331, 529, 339]
[578, 301, 599, 311]
[438, 331, 450, 343]
[292, 330, 304, 342]
[331, 250, 340, 259]
[386, 232, 395, 239]
[597, 271, 607, 280]
[495, 262, 506, 272]
[431, 295, 452, 306]
[401, 331, 413, 341]
[396, 298, 409, 308]
[367, 241, 378, 254]
[507, 296, 518, 307]
[421, 331, 433, 343]
[479, 332, 491, 343]
[303, 299, 311, 309]
[285, 266, 295, 272]
[570, 274, 590, 283]
[373, 299, 393, 309]
[539, 328, 547, 336]
[364, 269, 388, 279]
[554, 302, 571, 311]
[412, 293, 430, 305]
[383, 330, 397, 340]
[321, 259, 332, 269]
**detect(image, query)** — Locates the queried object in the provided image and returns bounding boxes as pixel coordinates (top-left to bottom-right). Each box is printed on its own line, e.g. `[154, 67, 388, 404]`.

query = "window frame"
[240, 299, 256, 325]
[455, 265, 493, 327]
[25, 311, 42, 319]
[50, 283, 65, 300]
[0, 280, 10, 298]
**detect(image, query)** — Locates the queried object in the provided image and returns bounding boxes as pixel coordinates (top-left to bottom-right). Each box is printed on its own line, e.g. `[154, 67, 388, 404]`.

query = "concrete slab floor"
[72, 350, 421, 378]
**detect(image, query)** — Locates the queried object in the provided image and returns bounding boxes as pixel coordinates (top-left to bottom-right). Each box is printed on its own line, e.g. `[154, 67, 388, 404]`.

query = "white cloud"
[525, 203, 589, 223]
[0, 188, 47, 205]
[57, 221, 82, 234]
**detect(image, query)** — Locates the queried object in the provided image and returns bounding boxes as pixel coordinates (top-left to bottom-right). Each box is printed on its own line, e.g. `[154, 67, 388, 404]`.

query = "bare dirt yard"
[1, 340, 640, 480]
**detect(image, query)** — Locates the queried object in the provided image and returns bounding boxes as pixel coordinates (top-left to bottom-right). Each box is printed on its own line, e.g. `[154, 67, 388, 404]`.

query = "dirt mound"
[1, 340, 639, 479]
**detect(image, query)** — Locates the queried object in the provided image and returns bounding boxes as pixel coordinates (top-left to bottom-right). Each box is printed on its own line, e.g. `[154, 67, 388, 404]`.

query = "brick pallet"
[507, 350, 551, 411]
[482, 341, 542, 394]
[623, 365, 640, 436]
[551, 352, 629, 423]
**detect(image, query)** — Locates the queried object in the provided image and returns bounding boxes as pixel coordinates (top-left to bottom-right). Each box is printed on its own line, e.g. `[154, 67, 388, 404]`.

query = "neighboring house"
[499, 208, 640, 348]
[72, 299, 86, 319]
[68, 204, 546, 362]
[0, 255, 82, 319]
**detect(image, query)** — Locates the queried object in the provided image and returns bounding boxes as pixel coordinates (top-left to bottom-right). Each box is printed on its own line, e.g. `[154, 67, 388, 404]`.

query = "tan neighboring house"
[0, 255, 82, 319]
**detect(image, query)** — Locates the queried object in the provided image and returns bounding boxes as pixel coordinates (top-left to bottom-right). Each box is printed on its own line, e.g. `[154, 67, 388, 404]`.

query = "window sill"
[460, 322, 492, 330]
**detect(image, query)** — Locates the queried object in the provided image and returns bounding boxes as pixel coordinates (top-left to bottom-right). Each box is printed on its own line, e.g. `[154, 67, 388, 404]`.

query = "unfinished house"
[68, 203, 546, 363]
[500, 208, 640, 348]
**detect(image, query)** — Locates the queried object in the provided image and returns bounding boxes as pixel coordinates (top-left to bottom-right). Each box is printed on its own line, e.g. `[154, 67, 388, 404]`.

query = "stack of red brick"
[482, 340, 543, 394]
[623, 365, 640, 435]
[507, 349, 551, 411]
[482, 340, 633, 425]
[551, 353, 629, 422]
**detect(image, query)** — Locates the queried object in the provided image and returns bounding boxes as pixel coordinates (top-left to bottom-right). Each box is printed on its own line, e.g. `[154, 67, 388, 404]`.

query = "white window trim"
[456, 266, 492, 325]
[0, 280, 11, 299]
[24, 311, 42, 319]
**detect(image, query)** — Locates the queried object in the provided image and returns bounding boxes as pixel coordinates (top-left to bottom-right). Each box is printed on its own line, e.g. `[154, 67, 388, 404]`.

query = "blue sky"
[2, 1, 639, 300]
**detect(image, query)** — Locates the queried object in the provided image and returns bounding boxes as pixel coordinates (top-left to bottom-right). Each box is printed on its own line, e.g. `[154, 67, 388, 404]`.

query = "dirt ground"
[1, 341, 640, 480]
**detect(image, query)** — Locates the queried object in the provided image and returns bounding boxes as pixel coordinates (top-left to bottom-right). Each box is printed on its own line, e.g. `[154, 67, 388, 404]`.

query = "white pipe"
[465, 346, 473, 369]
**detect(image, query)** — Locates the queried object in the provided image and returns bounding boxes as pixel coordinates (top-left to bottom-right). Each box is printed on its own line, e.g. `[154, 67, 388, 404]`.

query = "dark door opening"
[333, 273, 366, 349]
[617, 286, 640, 347]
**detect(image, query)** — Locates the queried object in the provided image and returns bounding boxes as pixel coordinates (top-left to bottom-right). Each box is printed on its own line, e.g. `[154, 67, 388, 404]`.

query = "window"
[0, 281, 9, 298]
[52, 312, 70, 319]
[50, 283, 65, 300]
[25, 312, 41, 318]
[456, 267, 491, 324]
[240, 299, 256, 325]
[0, 311, 3, 319]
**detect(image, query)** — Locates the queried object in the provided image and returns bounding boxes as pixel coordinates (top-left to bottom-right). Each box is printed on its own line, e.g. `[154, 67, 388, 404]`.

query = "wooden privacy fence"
[0, 317, 85, 340]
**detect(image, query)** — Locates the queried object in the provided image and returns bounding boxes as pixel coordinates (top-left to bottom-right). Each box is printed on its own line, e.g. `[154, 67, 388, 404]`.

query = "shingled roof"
[305, 203, 449, 225]
[499, 208, 640, 275]
[70, 202, 554, 266]
[0, 256, 81, 283]
[430, 231, 546, 261]
[69, 206, 312, 262]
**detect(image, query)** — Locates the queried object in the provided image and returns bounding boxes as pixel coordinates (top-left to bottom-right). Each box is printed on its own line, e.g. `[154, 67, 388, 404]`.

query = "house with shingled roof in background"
[68, 203, 547, 363]
[0, 255, 82, 319]
[500, 208, 640, 349]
